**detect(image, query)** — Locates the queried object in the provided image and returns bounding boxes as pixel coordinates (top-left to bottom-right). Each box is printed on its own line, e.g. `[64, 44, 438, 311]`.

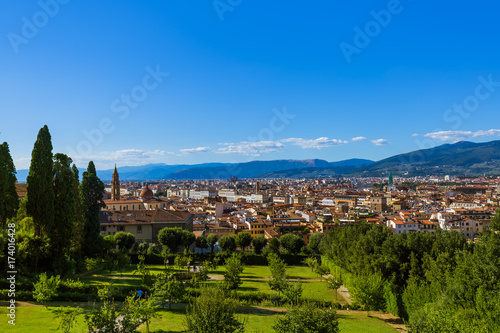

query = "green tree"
[33, 272, 61, 308]
[236, 232, 252, 252]
[175, 255, 190, 274]
[283, 279, 303, 305]
[207, 234, 218, 253]
[153, 275, 185, 310]
[134, 255, 156, 288]
[219, 234, 237, 253]
[195, 235, 208, 252]
[158, 227, 184, 254]
[307, 233, 324, 254]
[223, 253, 244, 291]
[52, 306, 83, 333]
[252, 235, 268, 254]
[279, 233, 305, 254]
[114, 232, 135, 252]
[79, 161, 105, 257]
[52, 154, 77, 262]
[181, 229, 196, 252]
[304, 257, 318, 272]
[273, 302, 339, 333]
[268, 237, 280, 254]
[126, 295, 161, 333]
[70, 164, 84, 254]
[26, 125, 54, 237]
[184, 285, 245, 333]
[268, 253, 288, 295]
[0, 142, 19, 228]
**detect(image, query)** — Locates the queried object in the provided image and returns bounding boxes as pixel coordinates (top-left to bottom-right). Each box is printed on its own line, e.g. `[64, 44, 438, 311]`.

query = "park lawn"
[0, 303, 398, 333]
[211, 265, 320, 280]
[0, 304, 89, 332]
[237, 278, 341, 302]
[142, 306, 398, 333]
[338, 313, 398, 333]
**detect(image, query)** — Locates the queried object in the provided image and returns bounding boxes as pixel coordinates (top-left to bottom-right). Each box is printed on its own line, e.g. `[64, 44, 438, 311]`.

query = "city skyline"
[2, 1, 500, 170]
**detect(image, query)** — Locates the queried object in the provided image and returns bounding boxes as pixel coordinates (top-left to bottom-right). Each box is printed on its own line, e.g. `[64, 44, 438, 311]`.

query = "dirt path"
[338, 285, 352, 304]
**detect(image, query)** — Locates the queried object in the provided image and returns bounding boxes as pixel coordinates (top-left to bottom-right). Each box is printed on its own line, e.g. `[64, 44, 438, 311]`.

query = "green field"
[80, 264, 341, 302]
[0, 263, 399, 332]
[0, 304, 398, 333]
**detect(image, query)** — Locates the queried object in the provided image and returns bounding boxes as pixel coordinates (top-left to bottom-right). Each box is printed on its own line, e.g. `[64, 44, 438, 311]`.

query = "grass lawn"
[79, 264, 342, 303]
[0, 304, 89, 332]
[0, 303, 397, 333]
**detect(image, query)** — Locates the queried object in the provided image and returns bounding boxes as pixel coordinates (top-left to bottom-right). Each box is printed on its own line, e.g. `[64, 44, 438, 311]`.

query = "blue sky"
[2, 0, 500, 170]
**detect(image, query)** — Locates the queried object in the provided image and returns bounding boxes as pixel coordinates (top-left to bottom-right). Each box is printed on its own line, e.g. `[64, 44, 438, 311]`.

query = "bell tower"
[111, 165, 120, 201]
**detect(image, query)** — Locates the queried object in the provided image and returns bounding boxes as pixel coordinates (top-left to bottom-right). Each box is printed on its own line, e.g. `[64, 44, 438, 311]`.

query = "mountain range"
[15, 140, 500, 181]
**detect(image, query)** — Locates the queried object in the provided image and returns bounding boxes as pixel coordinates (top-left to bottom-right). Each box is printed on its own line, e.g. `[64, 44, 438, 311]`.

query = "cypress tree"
[71, 164, 84, 254]
[79, 161, 105, 257]
[0, 141, 19, 228]
[26, 125, 54, 237]
[52, 153, 77, 256]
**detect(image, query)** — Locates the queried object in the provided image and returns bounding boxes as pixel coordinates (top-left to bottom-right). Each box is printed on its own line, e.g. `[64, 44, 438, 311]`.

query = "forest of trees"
[0, 125, 107, 277]
[322, 215, 500, 332]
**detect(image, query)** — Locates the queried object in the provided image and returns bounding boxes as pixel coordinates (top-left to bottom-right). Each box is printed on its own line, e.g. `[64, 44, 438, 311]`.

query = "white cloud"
[371, 139, 391, 146]
[281, 137, 348, 149]
[215, 141, 284, 156]
[423, 129, 500, 142]
[412, 133, 419, 137]
[351, 136, 367, 142]
[180, 147, 210, 154]
[69, 149, 174, 169]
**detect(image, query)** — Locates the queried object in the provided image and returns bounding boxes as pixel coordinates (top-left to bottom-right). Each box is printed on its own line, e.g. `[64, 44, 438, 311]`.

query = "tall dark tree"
[70, 164, 84, 254]
[79, 161, 105, 257]
[0, 142, 19, 228]
[26, 125, 54, 237]
[52, 154, 77, 256]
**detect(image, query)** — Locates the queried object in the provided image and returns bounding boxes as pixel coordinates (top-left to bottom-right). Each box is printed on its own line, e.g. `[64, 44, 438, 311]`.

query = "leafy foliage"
[207, 234, 218, 253]
[223, 253, 244, 291]
[79, 161, 105, 257]
[26, 125, 54, 237]
[0, 141, 18, 228]
[33, 272, 60, 307]
[236, 232, 252, 251]
[219, 234, 237, 253]
[252, 235, 268, 254]
[273, 302, 339, 333]
[184, 285, 245, 333]
[279, 234, 305, 254]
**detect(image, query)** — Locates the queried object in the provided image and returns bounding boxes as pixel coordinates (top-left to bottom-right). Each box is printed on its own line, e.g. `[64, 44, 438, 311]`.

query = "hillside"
[258, 140, 500, 178]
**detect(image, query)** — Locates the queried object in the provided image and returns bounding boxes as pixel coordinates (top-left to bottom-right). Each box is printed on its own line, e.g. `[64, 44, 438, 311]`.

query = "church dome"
[140, 185, 154, 198]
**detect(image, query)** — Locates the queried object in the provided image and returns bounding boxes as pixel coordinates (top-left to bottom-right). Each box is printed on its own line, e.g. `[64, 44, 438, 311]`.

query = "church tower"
[111, 165, 120, 201]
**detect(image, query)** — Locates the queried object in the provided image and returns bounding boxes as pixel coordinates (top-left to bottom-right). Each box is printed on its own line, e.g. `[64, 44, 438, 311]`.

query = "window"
[101, 226, 107, 232]
[118, 226, 125, 232]
[137, 226, 142, 234]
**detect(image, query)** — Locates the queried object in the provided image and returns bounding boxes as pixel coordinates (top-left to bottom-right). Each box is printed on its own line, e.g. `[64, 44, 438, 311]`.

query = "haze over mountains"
[15, 140, 500, 181]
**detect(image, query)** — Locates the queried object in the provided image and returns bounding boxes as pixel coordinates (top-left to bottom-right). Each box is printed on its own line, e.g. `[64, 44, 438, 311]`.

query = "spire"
[111, 165, 120, 201]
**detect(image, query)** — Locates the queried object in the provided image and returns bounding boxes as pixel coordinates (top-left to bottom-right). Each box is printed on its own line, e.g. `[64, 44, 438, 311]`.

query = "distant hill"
[165, 159, 331, 179]
[17, 140, 500, 181]
[15, 158, 373, 182]
[258, 140, 500, 178]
